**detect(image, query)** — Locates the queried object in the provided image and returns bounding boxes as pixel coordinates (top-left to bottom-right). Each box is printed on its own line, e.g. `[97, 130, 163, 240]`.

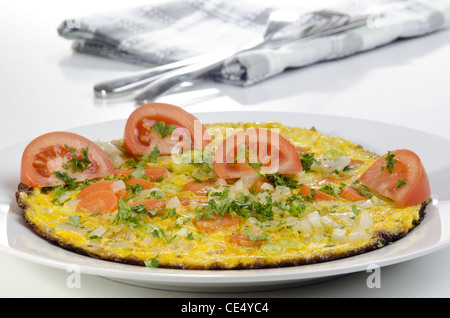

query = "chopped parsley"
[318, 184, 339, 196]
[351, 182, 373, 198]
[299, 152, 317, 172]
[197, 188, 277, 221]
[152, 228, 177, 244]
[62, 145, 91, 173]
[265, 173, 300, 189]
[152, 121, 176, 138]
[381, 151, 398, 174]
[144, 257, 160, 268]
[351, 204, 361, 216]
[243, 226, 269, 242]
[66, 215, 84, 228]
[126, 145, 160, 168]
[113, 198, 147, 227]
[53, 171, 79, 190]
[396, 179, 407, 188]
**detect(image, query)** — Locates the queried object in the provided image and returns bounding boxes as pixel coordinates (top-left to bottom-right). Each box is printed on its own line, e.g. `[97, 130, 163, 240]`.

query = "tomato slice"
[20, 131, 115, 187]
[213, 128, 302, 179]
[123, 102, 210, 155]
[359, 149, 431, 206]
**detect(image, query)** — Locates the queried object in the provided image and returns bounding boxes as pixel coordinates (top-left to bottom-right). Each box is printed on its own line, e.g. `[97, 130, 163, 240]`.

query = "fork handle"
[134, 48, 238, 104]
[93, 47, 242, 98]
[93, 57, 206, 98]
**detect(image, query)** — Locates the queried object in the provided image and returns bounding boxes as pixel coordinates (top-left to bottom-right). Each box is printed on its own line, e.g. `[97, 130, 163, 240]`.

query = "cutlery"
[134, 11, 367, 104]
[94, 9, 301, 98]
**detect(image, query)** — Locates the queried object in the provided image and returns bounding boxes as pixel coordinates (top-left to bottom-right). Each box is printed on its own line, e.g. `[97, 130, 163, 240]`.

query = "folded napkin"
[58, 0, 450, 86]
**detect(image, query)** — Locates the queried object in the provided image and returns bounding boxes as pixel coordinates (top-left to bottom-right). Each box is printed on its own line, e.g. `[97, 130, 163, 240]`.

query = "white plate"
[1, 111, 450, 292]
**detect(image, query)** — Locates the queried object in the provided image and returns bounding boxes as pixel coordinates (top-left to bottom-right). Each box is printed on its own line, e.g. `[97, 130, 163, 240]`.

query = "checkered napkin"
[58, 0, 450, 86]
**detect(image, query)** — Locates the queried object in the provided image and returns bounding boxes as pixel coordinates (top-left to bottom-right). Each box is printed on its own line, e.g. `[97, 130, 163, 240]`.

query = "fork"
[94, 9, 302, 98]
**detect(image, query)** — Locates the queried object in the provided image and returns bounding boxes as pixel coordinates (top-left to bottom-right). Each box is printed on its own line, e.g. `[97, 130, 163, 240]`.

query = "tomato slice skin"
[359, 149, 431, 206]
[123, 102, 210, 155]
[213, 128, 302, 179]
[20, 131, 115, 187]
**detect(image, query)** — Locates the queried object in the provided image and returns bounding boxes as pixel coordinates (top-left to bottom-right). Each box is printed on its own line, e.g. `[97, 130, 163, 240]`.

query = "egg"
[16, 122, 427, 269]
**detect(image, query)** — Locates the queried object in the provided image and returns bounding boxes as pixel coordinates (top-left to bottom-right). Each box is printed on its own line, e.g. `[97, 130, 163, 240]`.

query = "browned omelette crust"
[16, 183, 428, 269]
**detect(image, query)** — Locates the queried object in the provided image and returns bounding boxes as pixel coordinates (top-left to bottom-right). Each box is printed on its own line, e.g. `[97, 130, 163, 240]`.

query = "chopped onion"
[175, 227, 188, 237]
[358, 211, 374, 232]
[214, 178, 227, 186]
[348, 230, 371, 243]
[55, 222, 88, 235]
[166, 196, 181, 209]
[275, 185, 291, 196]
[56, 191, 72, 205]
[332, 228, 348, 243]
[109, 241, 134, 250]
[371, 195, 387, 206]
[318, 155, 351, 172]
[65, 198, 80, 209]
[356, 199, 374, 209]
[90, 225, 107, 237]
[321, 215, 341, 228]
[260, 182, 274, 191]
[95, 141, 124, 169]
[111, 180, 126, 193]
[307, 211, 322, 228]
[261, 244, 282, 255]
[240, 174, 261, 189]
[296, 219, 312, 235]
[131, 188, 165, 203]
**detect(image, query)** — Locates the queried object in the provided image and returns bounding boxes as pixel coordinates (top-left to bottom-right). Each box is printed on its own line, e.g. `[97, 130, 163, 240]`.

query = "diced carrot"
[77, 180, 113, 200]
[349, 159, 365, 167]
[340, 185, 368, 202]
[194, 213, 242, 234]
[77, 190, 118, 214]
[300, 184, 336, 201]
[178, 196, 208, 206]
[182, 180, 215, 196]
[77, 180, 126, 200]
[129, 199, 166, 211]
[125, 177, 154, 190]
[229, 232, 263, 247]
[250, 178, 266, 193]
[143, 167, 168, 181]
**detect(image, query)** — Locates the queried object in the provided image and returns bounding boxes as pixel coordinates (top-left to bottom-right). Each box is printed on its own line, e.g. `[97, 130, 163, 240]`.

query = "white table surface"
[1, 1, 450, 298]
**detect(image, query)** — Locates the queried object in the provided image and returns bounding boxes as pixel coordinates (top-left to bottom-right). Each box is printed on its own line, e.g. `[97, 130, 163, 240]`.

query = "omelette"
[15, 103, 431, 269]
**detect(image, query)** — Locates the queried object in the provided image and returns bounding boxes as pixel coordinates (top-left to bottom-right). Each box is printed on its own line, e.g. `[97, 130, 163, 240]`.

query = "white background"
[1, 0, 450, 297]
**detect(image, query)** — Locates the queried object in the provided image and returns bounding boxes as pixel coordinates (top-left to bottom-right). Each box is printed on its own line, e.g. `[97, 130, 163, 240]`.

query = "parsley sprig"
[381, 151, 398, 174]
[62, 145, 91, 173]
[152, 122, 176, 138]
[235, 145, 300, 189]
